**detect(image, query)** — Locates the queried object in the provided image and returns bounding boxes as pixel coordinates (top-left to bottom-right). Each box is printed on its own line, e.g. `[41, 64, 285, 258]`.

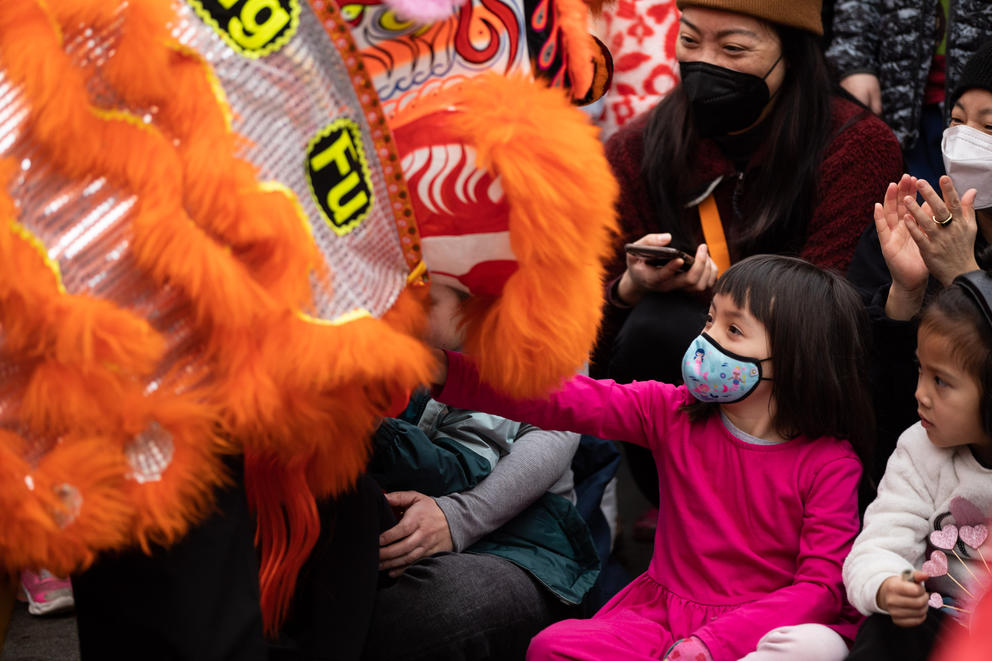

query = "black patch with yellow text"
[306, 119, 374, 237]
[186, 0, 300, 58]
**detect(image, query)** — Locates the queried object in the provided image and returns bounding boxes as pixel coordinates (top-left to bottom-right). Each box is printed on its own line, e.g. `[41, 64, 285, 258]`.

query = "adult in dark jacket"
[847, 40, 992, 493]
[593, 0, 902, 505]
[826, 0, 992, 180]
[362, 397, 597, 661]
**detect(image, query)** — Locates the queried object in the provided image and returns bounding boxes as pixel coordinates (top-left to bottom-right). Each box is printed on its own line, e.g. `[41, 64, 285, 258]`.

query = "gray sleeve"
[436, 428, 580, 551]
[825, 0, 882, 76]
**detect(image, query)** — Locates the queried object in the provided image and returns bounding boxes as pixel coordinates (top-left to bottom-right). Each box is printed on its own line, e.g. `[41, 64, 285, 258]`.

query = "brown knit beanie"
[676, 0, 823, 36]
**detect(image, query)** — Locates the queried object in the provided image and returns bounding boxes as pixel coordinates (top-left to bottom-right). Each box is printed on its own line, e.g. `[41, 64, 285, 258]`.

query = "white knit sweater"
[843, 422, 992, 615]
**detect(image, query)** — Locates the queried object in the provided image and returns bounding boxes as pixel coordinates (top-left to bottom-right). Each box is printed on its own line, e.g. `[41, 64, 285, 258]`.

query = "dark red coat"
[593, 96, 902, 373]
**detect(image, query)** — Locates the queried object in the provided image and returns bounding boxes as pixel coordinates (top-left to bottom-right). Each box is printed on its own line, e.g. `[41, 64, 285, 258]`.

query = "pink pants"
[527, 621, 849, 661]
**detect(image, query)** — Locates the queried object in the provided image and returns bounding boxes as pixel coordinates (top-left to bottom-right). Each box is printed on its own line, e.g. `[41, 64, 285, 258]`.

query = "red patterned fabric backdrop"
[593, 0, 679, 139]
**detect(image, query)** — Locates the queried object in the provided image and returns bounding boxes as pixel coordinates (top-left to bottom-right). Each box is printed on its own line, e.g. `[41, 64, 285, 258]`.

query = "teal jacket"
[369, 392, 600, 605]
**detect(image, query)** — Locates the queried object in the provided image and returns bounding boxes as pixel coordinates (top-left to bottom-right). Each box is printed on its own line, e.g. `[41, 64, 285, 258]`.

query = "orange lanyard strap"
[698, 193, 731, 273]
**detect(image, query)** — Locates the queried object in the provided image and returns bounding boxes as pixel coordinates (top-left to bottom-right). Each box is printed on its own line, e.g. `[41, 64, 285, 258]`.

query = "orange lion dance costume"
[0, 0, 618, 639]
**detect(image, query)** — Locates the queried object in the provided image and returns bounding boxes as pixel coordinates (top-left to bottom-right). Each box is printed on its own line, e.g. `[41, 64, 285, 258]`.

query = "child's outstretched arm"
[691, 454, 863, 660]
[431, 349, 681, 448]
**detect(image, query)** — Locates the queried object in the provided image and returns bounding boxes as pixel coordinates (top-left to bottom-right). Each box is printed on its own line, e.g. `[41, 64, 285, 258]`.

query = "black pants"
[74, 467, 393, 661]
[73, 462, 267, 661]
[608, 291, 708, 507]
[845, 610, 950, 661]
[362, 552, 576, 661]
[272, 474, 396, 661]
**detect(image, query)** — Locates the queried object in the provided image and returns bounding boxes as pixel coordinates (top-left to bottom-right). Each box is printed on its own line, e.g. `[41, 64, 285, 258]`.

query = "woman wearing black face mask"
[594, 0, 903, 508]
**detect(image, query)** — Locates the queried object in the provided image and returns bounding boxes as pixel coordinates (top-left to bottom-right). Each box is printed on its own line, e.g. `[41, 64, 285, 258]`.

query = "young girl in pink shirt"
[431, 255, 873, 661]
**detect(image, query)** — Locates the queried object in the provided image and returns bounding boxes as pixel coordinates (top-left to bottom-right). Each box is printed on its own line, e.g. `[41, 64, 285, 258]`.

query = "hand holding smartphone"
[624, 243, 695, 271]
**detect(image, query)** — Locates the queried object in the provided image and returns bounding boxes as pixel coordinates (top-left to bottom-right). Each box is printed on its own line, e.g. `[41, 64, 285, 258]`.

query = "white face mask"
[942, 125, 992, 210]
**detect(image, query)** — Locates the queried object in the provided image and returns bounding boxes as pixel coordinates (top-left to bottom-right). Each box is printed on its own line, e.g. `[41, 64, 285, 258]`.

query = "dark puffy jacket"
[826, 0, 992, 148]
[369, 396, 601, 605]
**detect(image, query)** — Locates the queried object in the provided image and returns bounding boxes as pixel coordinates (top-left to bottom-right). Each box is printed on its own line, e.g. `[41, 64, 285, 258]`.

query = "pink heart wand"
[930, 524, 980, 583]
[922, 549, 974, 599]
[958, 524, 991, 577]
[928, 591, 971, 614]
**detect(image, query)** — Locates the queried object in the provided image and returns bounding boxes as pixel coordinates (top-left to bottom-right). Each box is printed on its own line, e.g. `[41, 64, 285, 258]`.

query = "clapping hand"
[903, 176, 980, 287]
[875, 175, 928, 320]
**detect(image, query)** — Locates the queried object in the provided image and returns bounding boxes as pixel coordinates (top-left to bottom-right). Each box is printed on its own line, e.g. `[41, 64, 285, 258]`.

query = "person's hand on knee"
[378, 491, 454, 578]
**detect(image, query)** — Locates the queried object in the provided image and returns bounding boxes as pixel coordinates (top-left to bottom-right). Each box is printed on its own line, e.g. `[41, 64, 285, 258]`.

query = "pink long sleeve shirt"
[436, 352, 863, 660]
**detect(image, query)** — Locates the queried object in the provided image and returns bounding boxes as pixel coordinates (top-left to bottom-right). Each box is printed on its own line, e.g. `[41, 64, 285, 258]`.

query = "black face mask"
[679, 56, 782, 138]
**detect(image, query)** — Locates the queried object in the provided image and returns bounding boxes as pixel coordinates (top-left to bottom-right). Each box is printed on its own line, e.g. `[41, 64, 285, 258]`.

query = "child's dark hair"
[683, 255, 875, 466]
[919, 276, 992, 440]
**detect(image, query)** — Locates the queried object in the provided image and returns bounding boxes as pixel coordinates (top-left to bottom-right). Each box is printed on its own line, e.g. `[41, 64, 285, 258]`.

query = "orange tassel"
[245, 453, 320, 635]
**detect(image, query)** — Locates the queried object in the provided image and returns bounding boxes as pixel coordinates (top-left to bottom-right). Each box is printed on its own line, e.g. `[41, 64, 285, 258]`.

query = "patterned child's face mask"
[681, 333, 771, 403]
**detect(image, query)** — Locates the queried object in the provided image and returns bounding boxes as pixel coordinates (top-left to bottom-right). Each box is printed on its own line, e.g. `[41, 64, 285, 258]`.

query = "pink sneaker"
[20, 569, 74, 616]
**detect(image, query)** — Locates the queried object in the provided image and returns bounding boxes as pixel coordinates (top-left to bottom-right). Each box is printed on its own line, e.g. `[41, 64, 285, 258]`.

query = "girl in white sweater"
[843, 270, 992, 661]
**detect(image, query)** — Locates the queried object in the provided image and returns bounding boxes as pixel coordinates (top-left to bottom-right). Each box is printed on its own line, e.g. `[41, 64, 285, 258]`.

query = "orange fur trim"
[47, 0, 320, 308]
[0, 161, 225, 567]
[430, 74, 618, 397]
[221, 310, 434, 461]
[121, 395, 232, 554]
[0, 1, 279, 334]
[0, 1, 243, 571]
[114, 42, 320, 307]
[0, 0, 437, 623]
[381, 282, 431, 342]
[0, 431, 132, 575]
[20, 361, 145, 435]
[557, 0, 596, 100]
[0, 291, 164, 379]
[0, 181, 165, 436]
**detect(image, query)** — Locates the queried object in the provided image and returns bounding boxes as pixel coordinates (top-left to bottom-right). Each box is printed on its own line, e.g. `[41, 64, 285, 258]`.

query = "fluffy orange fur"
[0, 145, 233, 571]
[0, 432, 133, 576]
[1, 191, 229, 571]
[117, 393, 233, 554]
[0, 0, 435, 636]
[108, 40, 320, 308]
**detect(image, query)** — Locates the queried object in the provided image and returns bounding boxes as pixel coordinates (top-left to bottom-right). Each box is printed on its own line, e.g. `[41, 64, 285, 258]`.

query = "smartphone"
[624, 244, 695, 271]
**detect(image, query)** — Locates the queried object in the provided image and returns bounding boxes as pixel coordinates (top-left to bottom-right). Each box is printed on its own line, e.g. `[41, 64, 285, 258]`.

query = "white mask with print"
[942, 124, 992, 210]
